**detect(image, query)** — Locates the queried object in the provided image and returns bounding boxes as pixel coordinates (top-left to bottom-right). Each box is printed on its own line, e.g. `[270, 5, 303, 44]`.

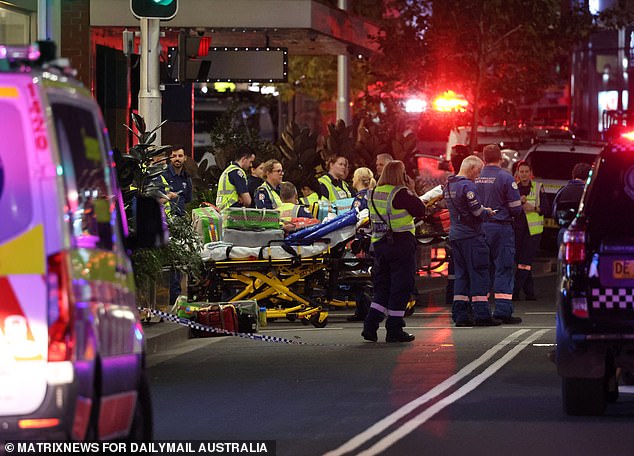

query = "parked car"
[555, 135, 634, 415]
[0, 43, 164, 440]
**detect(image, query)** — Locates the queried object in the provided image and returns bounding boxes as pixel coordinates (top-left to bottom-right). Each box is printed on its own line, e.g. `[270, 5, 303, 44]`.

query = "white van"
[0, 43, 162, 440]
[523, 139, 604, 229]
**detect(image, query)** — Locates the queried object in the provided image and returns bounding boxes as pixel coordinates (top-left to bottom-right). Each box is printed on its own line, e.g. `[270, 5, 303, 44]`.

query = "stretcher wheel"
[286, 314, 297, 322]
[301, 316, 310, 325]
[310, 313, 328, 328]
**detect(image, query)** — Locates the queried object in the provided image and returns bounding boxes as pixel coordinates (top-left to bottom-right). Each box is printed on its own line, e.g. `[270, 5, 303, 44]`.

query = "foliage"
[320, 119, 356, 165]
[275, 121, 322, 187]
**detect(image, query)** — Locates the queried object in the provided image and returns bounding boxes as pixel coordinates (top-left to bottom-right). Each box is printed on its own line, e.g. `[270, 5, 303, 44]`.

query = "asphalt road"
[147, 274, 634, 456]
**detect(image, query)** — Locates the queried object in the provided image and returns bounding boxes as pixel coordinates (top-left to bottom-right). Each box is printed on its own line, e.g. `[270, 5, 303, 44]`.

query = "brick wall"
[60, 0, 91, 87]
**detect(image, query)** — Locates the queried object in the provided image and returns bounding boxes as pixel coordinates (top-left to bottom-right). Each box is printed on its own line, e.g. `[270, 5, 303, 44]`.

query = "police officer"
[162, 145, 193, 217]
[445, 156, 497, 326]
[513, 161, 545, 301]
[319, 155, 354, 203]
[475, 144, 523, 324]
[215, 147, 255, 210]
[277, 181, 313, 222]
[255, 159, 284, 209]
[552, 162, 592, 247]
[362, 160, 426, 343]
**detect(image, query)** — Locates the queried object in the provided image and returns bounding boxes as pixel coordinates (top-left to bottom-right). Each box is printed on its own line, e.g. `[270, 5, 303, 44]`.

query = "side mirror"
[130, 196, 169, 249]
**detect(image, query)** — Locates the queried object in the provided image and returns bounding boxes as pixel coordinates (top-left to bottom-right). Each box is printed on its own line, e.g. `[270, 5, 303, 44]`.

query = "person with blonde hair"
[254, 159, 284, 209]
[362, 160, 426, 343]
[352, 167, 376, 211]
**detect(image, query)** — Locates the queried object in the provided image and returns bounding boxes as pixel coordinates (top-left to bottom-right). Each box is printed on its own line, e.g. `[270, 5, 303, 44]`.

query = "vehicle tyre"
[562, 377, 606, 416]
[127, 372, 153, 442]
[605, 358, 619, 403]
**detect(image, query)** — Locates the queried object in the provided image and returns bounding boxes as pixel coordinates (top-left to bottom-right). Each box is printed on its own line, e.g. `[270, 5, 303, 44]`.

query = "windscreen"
[0, 101, 32, 243]
[528, 151, 597, 181]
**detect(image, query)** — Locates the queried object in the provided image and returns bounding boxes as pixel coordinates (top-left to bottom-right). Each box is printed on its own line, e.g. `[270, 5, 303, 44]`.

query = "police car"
[556, 133, 634, 415]
[523, 138, 604, 229]
[0, 43, 162, 440]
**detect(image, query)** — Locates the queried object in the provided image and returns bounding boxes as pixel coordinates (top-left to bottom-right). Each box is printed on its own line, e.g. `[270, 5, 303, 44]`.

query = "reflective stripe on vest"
[299, 192, 319, 207]
[318, 175, 352, 202]
[216, 163, 244, 210]
[278, 202, 301, 222]
[369, 184, 415, 243]
[256, 181, 283, 209]
[525, 181, 544, 236]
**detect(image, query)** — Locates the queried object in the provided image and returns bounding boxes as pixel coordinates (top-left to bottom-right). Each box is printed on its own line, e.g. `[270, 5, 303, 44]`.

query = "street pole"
[139, 17, 162, 145]
[336, 0, 350, 125]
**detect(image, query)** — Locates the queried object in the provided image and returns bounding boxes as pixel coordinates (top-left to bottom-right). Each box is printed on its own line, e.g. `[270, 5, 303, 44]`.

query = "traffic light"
[130, 0, 178, 20]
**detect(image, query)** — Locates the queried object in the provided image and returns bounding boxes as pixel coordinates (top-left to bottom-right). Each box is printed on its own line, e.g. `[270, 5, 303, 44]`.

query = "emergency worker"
[277, 181, 313, 222]
[162, 146, 193, 217]
[215, 147, 255, 210]
[552, 162, 592, 247]
[247, 158, 265, 203]
[375, 153, 394, 178]
[475, 144, 523, 324]
[352, 167, 376, 211]
[319, 155, 354, 203]
[255, 159, 284, 209]
[445, 156, 497, 326]
[512, 161, 545, 301]
[362, 160, 426, 343]
[299, 177, 323, 207]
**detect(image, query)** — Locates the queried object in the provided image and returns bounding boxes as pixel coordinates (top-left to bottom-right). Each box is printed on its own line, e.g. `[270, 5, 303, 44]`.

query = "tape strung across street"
[140, 307, 351, 347]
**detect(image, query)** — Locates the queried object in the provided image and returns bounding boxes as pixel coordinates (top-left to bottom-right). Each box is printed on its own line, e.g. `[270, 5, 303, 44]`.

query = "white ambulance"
[0, 43, 162, 441]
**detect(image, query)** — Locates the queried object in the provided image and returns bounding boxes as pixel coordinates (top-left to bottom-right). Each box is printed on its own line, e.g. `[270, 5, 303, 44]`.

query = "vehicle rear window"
[0, 101, 32, 243]
[527, 151, 598, 180]
[584, 152, 634, 241]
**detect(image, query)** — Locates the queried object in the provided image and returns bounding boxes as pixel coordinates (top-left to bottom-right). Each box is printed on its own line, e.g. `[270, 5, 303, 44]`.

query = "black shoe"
[474, 318, 502, 327]
[494, 315, 523, 324]
[347, 314, 366, 322]
[386, 331, 415, 343]
[362, 329, 378, 342]
[455, 319, 474, 327]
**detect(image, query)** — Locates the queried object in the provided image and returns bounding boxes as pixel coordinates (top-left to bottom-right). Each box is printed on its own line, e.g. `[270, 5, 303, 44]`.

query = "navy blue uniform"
[254, 181, 281, 209]
[475, 166, 522, 319]
[444, 175, 492, 323]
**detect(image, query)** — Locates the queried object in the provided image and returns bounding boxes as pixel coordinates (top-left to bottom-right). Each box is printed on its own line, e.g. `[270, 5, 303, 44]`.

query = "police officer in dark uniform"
[475, 144, 523, 324]
[162, 145, 193, 217]
[254, 159, 284, 209]
[362, 160, 426, 343]
[445, 156, 498, 326]
[552, 162, 592, 246]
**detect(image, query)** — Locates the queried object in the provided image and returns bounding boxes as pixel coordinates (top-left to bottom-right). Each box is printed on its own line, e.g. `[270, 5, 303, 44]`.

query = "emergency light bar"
[0, 44, 40, 63]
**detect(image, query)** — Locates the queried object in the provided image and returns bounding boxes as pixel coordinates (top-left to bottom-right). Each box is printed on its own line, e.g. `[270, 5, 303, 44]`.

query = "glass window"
[0, 101, 32, 243]
[527, 151, 598, 181]
[51, 103, 115, 250]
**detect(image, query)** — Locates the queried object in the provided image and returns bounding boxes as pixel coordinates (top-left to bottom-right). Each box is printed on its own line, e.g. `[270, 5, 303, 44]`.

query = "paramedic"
[376, 153, 393, 178]
[278, 181, 313, 222]
[319, 155, 354, 203]
[512, 161, 545, 301]
[475, 144, 523, 324]
[247, 158, 265, 203]
[216, 147, 255, 210]
[351, 167, 376, 212]
[362, 160, 426, 343]
[162, 146, 193, 217]
[255, 159, 284, 209]
[445, 156, 497, 326]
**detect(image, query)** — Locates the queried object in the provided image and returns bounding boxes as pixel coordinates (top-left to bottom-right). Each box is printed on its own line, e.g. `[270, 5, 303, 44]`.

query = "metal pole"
[336, 0, 350, 125]
[139, 18, 162, 145]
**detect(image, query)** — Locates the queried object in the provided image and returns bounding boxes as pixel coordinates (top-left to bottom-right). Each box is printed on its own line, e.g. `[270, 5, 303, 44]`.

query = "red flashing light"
[621, 131, 634, 141]
[47, 252, 73, 362]
[197, 37, 211, 57]
[433, 90, 468, 112]
[19, 418, 60, 429]
[563, 229, 586, 264]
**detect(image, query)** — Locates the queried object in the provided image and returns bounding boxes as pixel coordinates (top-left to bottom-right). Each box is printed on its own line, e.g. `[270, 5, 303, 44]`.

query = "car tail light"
[47, 252, 73, 362]
[563, 229, 586, 264]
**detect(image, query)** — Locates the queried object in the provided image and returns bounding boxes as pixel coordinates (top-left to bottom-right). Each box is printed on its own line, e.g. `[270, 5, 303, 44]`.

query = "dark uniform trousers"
[450, 234, 490, 322]
[513, 223, 540, 299]
[364, 235, 417, 334]
[483, 222, 516, 318]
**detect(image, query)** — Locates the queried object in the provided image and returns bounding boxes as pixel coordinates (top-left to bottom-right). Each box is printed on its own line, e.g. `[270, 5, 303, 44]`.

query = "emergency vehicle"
[0, 43, 162, 440]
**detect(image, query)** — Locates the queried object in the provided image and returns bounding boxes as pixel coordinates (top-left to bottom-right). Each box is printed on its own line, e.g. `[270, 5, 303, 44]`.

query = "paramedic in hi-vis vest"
[362, 160, 426, 343]
[278, 181, 313, 222]
[319, 155, 354, 203]
[215, 147, 255, 210]
[255, 159, 284, 209]
[512, 160, 545, 301]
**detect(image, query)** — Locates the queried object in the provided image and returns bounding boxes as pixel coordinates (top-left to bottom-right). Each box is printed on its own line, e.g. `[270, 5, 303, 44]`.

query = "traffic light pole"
[139, 17, 162, 145]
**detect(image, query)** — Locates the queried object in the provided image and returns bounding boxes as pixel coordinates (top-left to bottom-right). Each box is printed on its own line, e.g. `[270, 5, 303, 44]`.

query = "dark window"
[527, 151, 598, 181]
[0, 102, 32, 243]
[51, 103, 115, 250]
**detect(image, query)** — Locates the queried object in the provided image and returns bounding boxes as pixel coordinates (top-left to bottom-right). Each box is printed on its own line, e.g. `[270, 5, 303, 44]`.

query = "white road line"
[357, 329, 550, 456]
[323, 329, 531, 456]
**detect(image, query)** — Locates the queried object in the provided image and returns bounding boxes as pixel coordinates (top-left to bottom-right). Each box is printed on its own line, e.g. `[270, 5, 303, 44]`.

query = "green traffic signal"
[130, 0, 178, 19]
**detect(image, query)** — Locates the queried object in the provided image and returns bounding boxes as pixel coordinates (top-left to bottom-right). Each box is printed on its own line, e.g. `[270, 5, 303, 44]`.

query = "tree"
[425, 0, 594, 148]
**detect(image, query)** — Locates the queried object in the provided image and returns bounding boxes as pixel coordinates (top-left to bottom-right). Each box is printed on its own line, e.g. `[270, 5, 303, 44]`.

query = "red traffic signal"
[130, 0, 178, 20]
